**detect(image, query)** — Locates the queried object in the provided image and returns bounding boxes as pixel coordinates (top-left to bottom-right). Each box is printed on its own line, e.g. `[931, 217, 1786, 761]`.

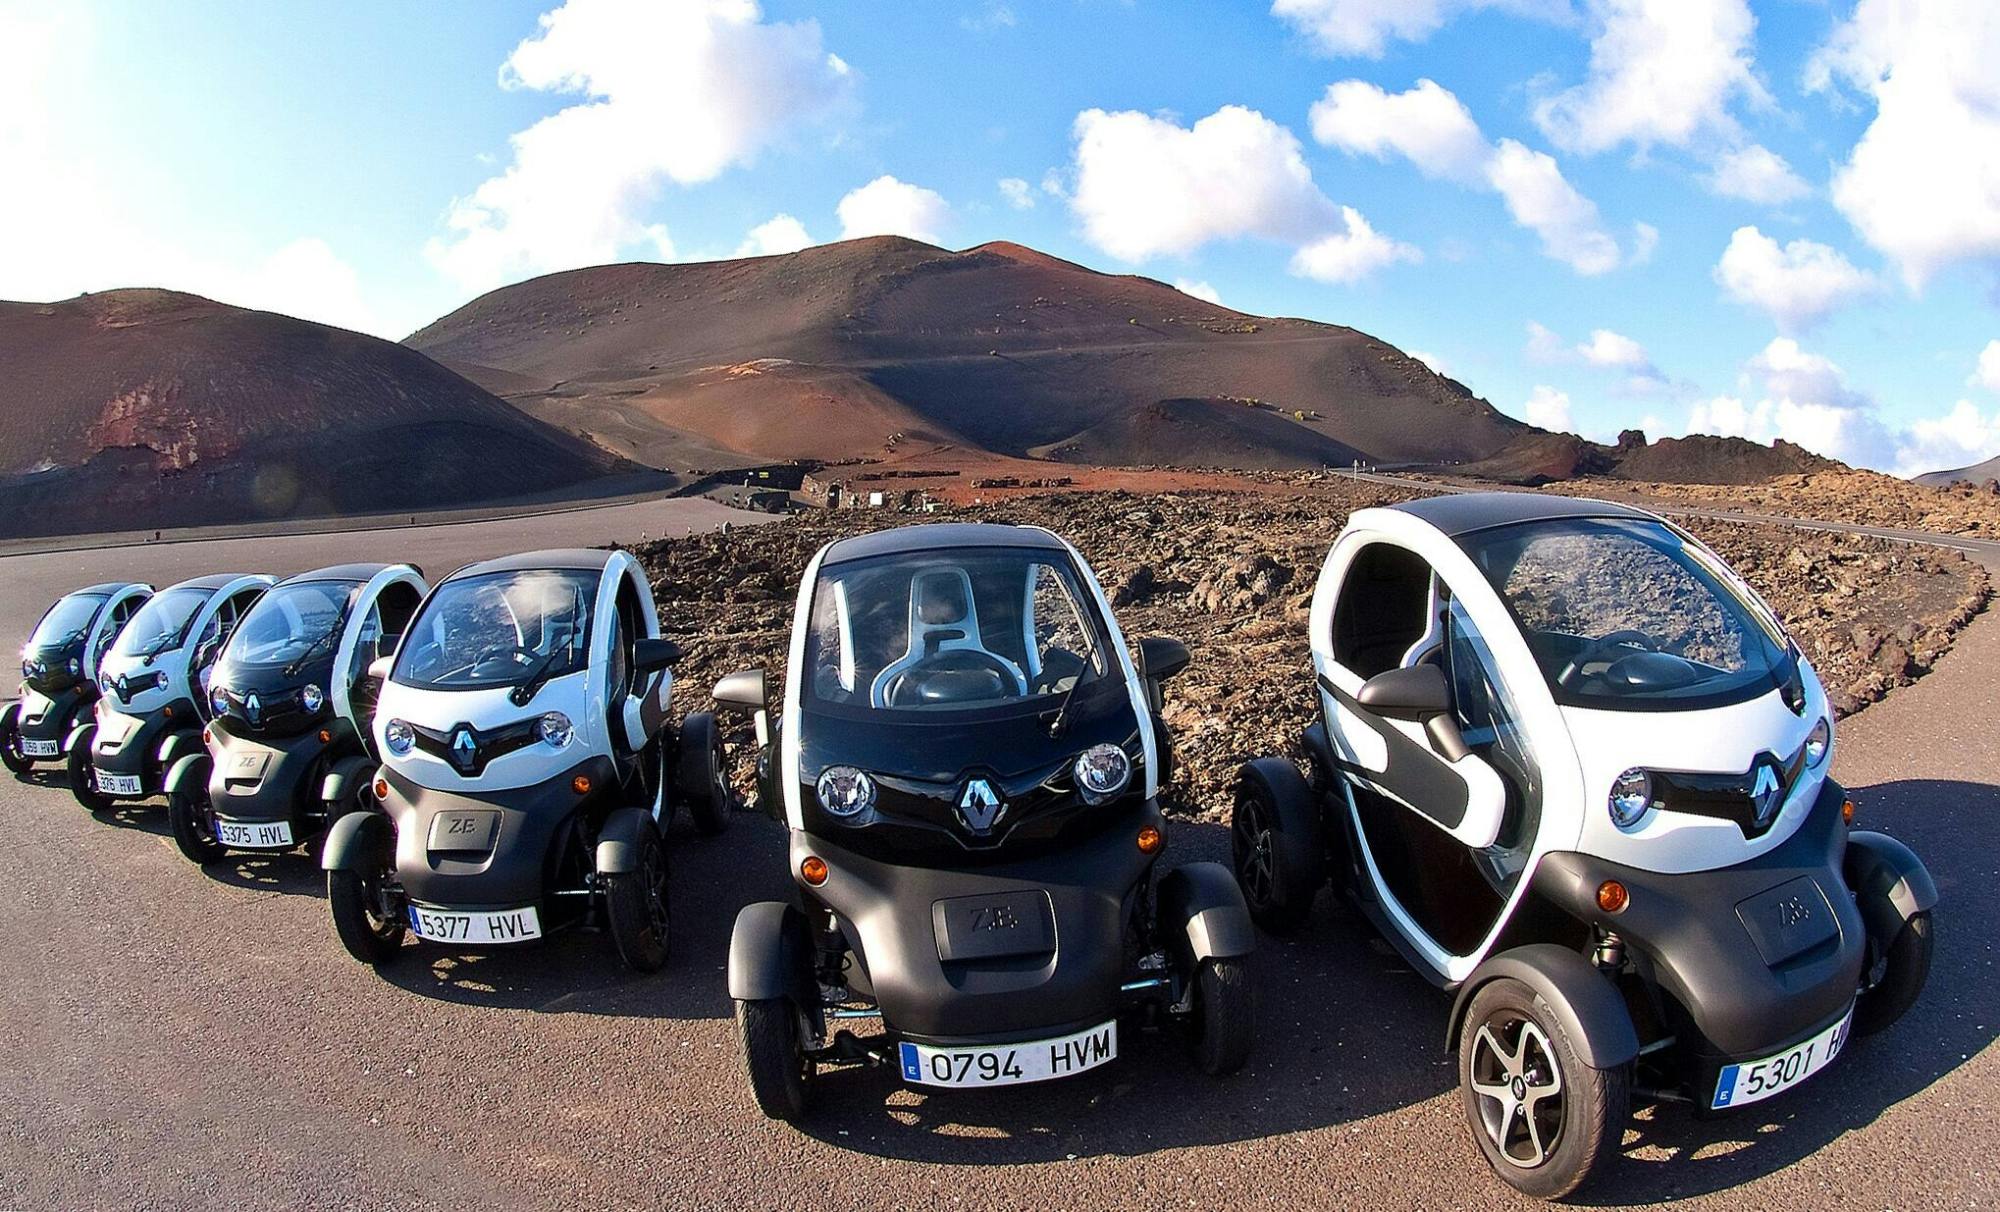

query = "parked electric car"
[1231, 494, 1934, 1198]
[321, 549, 730, 973]
[165, 564, 429, 867]
[719, 523, 1253, 1122]
[70, 574, 275, 813]
[4, 582, 152, 776]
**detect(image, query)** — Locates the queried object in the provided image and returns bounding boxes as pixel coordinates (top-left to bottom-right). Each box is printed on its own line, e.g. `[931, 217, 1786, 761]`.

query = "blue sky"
[4, 1, 1999, 476]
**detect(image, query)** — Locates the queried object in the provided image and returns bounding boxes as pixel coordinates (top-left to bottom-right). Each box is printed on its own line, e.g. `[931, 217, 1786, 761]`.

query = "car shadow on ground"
[12, 767, 71, 791]
[201, 849, 327, 896]
[88, 799, 172, 838]
[375, 806, 787, 1020]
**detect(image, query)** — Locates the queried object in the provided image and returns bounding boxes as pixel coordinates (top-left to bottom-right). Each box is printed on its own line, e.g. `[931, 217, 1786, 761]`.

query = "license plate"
[899, 1020, 1117, 1088]
[95, 770, 143, 796]
[21, 738, 58, 757]
[215, 818, 294, 849]
[407, 904, 542, 944]
[1712, 1006, 1853, 1109]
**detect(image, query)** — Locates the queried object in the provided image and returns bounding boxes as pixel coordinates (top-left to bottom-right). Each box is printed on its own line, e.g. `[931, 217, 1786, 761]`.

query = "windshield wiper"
[1045, 625, 1102, 739]
[509, 646, 566, 707]
[283, 620, 346, 678]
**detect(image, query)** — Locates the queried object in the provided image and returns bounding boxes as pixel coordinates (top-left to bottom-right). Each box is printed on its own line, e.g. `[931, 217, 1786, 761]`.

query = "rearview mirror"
[713, 668, 768, 712]
[634, 637, 681, 673]
[367, 655, 393, 682]
[1356, 664, 1469, 761]
[1138, 636, 1191, 683]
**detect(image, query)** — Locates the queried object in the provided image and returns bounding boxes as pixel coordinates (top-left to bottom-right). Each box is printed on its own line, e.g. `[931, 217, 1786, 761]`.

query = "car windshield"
[1459, 517, 1792, 709]
[109, 586, 212, 659]
[28, 593, 107, 650]
[393, 569, 597, 690]
[218, 580, 360, 668]
[802, 547, 1110, 717]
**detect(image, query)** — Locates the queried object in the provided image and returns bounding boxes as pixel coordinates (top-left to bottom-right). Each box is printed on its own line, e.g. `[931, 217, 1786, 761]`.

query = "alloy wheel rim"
[1231, 794, 1275, 906]
[643, 838, 669, 938]
[1469, 1015, 1566, 1169]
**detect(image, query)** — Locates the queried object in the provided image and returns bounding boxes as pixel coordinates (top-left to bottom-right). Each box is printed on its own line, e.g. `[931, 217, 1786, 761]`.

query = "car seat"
[870, 568, 1029, 708]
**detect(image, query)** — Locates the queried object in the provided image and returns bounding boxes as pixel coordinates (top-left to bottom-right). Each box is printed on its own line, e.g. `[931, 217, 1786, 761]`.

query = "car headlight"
[816, 765, 875, 818]
[209, 687, 229, 716]
[20, 659, 33, 679]
[537, 711, 573, 748]
[383, 718, 415, 756]
[1608, 768, 1652, 830]
[300, 683, 325, 713]
[153, 671, 170, 690]
[1074, 743, 1132, 804]
[1804, 717, 1831, 767]
[67, 657, 81, 676]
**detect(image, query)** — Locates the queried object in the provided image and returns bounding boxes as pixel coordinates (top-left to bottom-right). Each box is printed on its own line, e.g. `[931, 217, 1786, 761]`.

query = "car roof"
[279, 563, 401, 586]
[170, 573, 262, 592]
[447, 549, 615, 580]
[72, 581, 141, 597]
[1387, 491, 1656, 538]
[822, 522, 1068, 566]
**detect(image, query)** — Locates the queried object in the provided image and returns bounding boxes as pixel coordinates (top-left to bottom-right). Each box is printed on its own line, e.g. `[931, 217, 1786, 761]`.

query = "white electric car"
[1231, 494, 1934, 1199]
[4, 581, 152, 776]
[321, 549, 730, 973]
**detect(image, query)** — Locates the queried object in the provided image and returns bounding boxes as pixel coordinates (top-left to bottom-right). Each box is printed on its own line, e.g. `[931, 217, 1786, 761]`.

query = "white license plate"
[21, 738, 58, 757]
[407, 904, 542, 944]
[899, 1020, 1117, 1088]
[1712, 1006, 1853, 1109]
[215, 818, 294, 849]
[95, 770, 143, 796]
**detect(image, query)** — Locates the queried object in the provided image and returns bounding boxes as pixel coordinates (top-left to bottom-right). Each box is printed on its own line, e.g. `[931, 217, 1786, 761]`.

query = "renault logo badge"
[451, 727, 478, 771]
[244, 693, 262, 725]
[1750, 762, 1784, 827]
[957, 778, 1007, 834]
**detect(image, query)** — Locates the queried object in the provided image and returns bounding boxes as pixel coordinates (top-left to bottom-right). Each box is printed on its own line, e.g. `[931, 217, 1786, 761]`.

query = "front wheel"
[67, 732, 114, 813]
[1186, 956, 1254, 1076]
[1230, 758, 1323, 934]
[1458, 977, 1630, 1201]
[168, 778, 227, 866]
[603, 825, 671, 972]
[329, 864, 405, 966]
[737, 997, 814, 1121]
[0, 720, 30, 775]
[1855, 910, 1933, 1036]
[677, 712, 731, 836]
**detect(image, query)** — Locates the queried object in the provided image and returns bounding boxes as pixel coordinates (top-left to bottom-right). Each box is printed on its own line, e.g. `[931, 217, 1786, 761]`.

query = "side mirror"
[1355, 664, 1469, 762]
[367, 655, 394, 682]
[634, 637, 681, 673]
[1138, 636, 1191, 683]
[713, 668, 767, 713]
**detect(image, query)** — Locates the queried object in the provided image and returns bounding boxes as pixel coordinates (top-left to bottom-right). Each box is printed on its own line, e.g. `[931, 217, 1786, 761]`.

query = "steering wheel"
[884, 650, 1023, 707]
[1557, 629, 1660, 688]
[470, 644, 542, 675]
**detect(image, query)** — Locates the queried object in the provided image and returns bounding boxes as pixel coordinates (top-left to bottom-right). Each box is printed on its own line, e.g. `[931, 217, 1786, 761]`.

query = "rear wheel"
[604, 824, 671, 972]
[1186, 956, 1254, 1076]
[1230, 758, 1324, 934]
[329, 860, 405, 966]
[0, 720, 30, 775]
[1459, 977, 1629, 1201]
[1855, 910, 1933, 1036]
[67, 731, 114, 813]
[737, 997, 814, 1121]
[678, 712, 731, 836]
[168, 776, 227, 866]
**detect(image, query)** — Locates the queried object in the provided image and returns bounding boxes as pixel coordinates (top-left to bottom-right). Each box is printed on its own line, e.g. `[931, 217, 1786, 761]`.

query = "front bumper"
[206, 727, 342, 833]
[378, 757, 614, 911]
[18, 685, 89, 752]
[92, 707, 198, 790]
[797, 799, 1164, 1043]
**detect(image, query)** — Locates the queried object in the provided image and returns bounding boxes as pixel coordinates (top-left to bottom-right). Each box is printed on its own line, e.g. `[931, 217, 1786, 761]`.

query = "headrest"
[914, 571, 970, 626]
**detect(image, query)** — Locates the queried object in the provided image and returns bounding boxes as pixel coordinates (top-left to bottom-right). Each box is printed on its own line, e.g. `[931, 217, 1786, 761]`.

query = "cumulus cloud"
[1289, 207, 1424, 283]
[1807, 0, 2000, 289]
[1977, 340, 2000, 394]
[1533, 0, 1765, 155]
[1522, 384, 1575, 431]
[1270, 0, 1570, 58]
[997, 177, 1035, 209]
[1576, 328, 1650, 369]
[1679, 337, 1935, 471]
[1895, 399, 2000, 476]
[1411, 350, 1449, 374]
[736, 213, 814, 257]
[1526, 321, 1668, 392]
[1704, 144, 1811, 206]
[836, 175, 951, 244]
[1525, 321, 1568, 363]
[425, 0, 852, 292]
[1487, 139, 1622, 275]
[1713, 226, 1879, 331]
[1174, 279, 1223, 305]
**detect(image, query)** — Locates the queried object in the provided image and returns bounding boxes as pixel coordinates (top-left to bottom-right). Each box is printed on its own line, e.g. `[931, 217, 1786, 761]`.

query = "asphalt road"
[1, 494, 1994, 1211]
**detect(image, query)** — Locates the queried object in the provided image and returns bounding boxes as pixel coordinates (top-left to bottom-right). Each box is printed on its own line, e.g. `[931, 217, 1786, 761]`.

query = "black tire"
[1458, 977, 1630, 1201]
[737, 997, 814, 1121]
[1855, 910, 1933, 1036]
[1187, 956, 1254, 1076]
[168, 775, 228, 866]
[0, 720, 30, 775]
[677, 711, 731, 837]
[603, 824, 671, 972]
[1230, 758, 1324, 934]
[67, 730, 114, 813]
[329, 863, 405, 966]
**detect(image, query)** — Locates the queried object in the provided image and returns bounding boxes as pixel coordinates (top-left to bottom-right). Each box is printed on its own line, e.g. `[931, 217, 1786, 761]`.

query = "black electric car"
[165, 564, 428, 866]
[4, 582, 151, 776]
[719, 523, 1254, 1120]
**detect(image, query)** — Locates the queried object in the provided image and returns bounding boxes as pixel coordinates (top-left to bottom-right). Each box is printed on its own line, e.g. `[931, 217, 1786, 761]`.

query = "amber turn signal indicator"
[571, 774, 593, 796]
[1596, 880, 1630, 914]
[162, 705, 174, 719]
[319, 728, 333, 744]
[1842, 799, 1856, 825]
[800, 855, 829, 886]
[202, 727, 212, 745]
[372, 777, 390, 801]
[1136, 825, 1164, 855]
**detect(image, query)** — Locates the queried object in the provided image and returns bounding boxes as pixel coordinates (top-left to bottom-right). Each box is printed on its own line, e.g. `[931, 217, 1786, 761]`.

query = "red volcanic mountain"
[0, 289, 636, 538]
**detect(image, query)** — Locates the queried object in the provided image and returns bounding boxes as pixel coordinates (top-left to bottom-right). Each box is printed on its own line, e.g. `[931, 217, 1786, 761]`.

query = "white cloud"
[1486, 139, 1622, 275]
[1533, 0, 1765, 155]
[1629, 221, 1660, 266]
[1682, 337, 1896, 468]
[1576, 328, 1649, 369]
[1977, 340, 2000, 394]
[1526, 321, 1568, 363]
[736, 213, 814, 257]
[1704, 144, 1811, 206]
[1270, 0, 1570, 57]
[1174, 279, 1223, 305]
[1808, 0, 2000, 289]
[1522, 385, 1574, 431]
[1068, 105, 1339, 261]
[425, 0, 852, 292]
[1307, 78, 1488, 184]
[960, 3, 1017, 33]
[998, 177, 1035, 209]
[1289, 207, 1424, 283]
[836, 175, 951, 244]
[1713, 225, 1878, 331]
[1895, 399, 2000, 476]
[1528, 321, 1667, 390]
[1411, 350, 1449, 374]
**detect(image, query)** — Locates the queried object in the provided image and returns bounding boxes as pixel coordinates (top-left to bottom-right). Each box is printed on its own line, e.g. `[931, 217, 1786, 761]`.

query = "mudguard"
[1447, 943, 1639, 1070]
[164, 753, 210, 798]
[65, 721, 94, 756]
[0, 701, 19, 732]
[593, 806, 660, 875]
[320, 754, 375, 806]
[727, 900, 817, 1004]
[1157, 861, 1257, 963]
[321, 809, 394, 873]
[1845, 830, 1937, 945]
[157, 728, 201, 768]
